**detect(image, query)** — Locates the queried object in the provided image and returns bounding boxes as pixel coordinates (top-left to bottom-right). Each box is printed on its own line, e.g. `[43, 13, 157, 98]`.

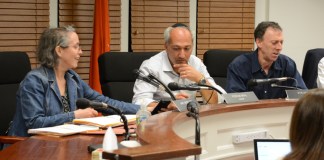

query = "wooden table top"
[0, 134, 104, 160]
[0, 99, 296, 160]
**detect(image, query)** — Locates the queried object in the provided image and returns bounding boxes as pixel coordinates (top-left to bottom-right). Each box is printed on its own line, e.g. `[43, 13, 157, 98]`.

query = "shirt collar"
[43, 66, 56, 82]
[251, 49, 283, 73]
[251, 49, 261, 73]
[161, 50, 174, 72]
[42, 66, 76, 82]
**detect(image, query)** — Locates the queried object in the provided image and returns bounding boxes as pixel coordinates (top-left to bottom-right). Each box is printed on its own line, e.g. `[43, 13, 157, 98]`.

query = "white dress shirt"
[317, 57, 324, 88]
[132, 50, 224, 107]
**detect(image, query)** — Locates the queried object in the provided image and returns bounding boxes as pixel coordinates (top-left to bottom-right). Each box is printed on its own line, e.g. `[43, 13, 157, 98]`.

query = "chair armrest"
[0, 136, 27, 144]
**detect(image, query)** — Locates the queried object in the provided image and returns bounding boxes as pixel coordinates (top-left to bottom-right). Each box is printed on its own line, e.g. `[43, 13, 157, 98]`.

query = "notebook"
[254, 139, 291, 160]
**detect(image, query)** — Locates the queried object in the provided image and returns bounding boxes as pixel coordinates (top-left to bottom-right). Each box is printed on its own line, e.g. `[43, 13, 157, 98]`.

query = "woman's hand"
[74, 108, 98, 118]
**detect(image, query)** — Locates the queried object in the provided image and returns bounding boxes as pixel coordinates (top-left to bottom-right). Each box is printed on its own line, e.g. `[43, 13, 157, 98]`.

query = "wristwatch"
[198, 76, 207, 85]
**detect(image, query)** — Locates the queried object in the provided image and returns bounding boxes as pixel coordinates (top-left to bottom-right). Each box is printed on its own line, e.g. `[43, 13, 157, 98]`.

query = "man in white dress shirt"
[132, 23, 223, 112]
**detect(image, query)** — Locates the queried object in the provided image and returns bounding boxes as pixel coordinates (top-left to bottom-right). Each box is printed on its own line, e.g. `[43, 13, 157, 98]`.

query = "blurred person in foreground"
[283, 88, 324, 160]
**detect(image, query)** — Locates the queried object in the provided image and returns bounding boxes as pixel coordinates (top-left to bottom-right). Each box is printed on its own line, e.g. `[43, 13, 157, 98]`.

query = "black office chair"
[302, 48, 324, 89]
[203, 49, 250, 89]
[0, 51, 31, 149]
[98, 52, 157, 103]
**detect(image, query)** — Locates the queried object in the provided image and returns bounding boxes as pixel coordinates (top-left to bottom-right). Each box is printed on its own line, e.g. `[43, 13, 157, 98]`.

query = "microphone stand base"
[88, 140, 141, 153]
[88, 144, 103, 153]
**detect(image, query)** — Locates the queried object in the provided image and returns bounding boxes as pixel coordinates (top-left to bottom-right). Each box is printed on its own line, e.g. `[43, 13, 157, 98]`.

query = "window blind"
[0, 0, 255, 81]
[131, 0, 190, 52]
[0, 0, 50, 69]
[197, 0, 255, 59]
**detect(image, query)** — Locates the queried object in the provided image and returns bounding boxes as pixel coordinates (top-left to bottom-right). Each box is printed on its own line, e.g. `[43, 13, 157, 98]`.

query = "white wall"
[49, 0, 58, 28]
[255, 0, 324, 73]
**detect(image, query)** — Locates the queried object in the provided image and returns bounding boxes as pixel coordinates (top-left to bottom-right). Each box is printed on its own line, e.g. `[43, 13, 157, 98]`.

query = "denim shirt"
[8, 66, 139, 137]
[226, 49, 307, 99]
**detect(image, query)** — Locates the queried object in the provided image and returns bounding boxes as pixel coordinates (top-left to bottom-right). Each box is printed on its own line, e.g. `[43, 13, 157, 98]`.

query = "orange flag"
[89, 0, 110, 93]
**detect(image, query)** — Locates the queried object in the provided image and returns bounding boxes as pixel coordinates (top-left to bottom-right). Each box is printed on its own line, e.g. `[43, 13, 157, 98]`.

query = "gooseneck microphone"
[186, 101, 200, 160]
[76, 98, 130, 140]
[76, 98, 109, 110]
[247, 77, 291, 87]
[271, 83, 301, 90]
[168, 82, 226, 94]
[133, 69, 176, 100]
[132, 69, 162, 89]
[168, 82, 210, 91]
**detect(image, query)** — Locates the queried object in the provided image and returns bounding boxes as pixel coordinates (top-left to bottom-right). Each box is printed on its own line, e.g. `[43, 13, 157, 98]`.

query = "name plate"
[173, 98, 198, 112]
[286, 89, 308, 99]
[223, 92, 259, 104]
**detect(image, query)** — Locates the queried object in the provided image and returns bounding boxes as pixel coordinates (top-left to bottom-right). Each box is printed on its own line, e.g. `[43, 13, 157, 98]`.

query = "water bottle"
[136, 104, 151, 125]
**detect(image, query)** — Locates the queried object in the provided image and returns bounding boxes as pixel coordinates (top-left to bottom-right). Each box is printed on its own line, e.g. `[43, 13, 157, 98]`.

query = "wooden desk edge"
[103, 99, 297, 160]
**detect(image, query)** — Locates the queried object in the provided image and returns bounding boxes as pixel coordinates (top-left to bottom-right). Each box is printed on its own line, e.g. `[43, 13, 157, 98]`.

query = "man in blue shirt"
[226, 21, 307, 99]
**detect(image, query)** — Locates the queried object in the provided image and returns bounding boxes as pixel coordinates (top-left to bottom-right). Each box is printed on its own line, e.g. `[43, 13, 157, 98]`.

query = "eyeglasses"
[70, 44, 81, 51]
[60, 44, 81, 51]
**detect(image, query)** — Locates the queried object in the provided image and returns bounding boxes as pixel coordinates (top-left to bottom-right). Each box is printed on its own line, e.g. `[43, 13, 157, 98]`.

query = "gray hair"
[254, 21, 282, 42]
[163, 24, 193, 44]
[36, 25, 76, 68]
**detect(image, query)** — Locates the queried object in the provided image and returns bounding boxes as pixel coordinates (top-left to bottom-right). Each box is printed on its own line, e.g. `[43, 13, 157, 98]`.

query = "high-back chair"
[302, 48, 324, 89]
[0, 51, 31, 149]
[98, 52, 157, 103]
[203, 49, 249, 89]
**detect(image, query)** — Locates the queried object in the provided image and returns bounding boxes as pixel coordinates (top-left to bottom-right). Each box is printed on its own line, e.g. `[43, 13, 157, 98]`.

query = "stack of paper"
[27, 115, 136, 137]
[28, 124, 99, 136]
[73, 115, 136, 128]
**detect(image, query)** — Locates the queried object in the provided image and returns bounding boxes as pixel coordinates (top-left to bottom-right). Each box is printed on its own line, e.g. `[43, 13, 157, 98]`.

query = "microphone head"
[168, 82, 179, 91]
[76, 98, 90, 109]
[132, 69, 141, 77]
[187, 101, 199, 113]
[247, 79, 257, 87]
[133, 69, 148, 80]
